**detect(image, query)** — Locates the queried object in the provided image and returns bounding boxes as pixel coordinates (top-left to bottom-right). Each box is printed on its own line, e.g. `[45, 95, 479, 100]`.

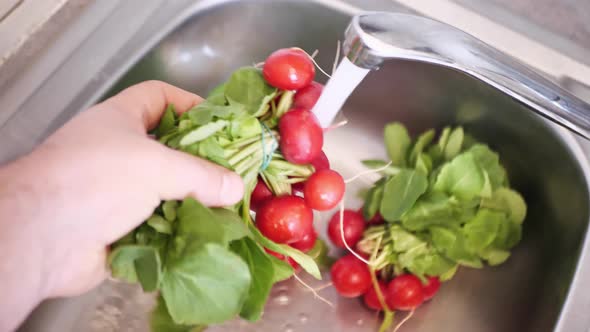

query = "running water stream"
[310, 57, 371, 128]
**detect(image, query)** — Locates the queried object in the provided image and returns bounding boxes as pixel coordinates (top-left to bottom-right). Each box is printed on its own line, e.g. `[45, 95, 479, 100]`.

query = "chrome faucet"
[342, 12, 590, 139]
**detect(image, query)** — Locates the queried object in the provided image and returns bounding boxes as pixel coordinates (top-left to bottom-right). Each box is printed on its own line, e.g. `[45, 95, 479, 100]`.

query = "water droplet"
[274, 293, 290, 306]
[298, 313, 309, 324]
[283, 323, 294, 332]
[356, 318, 364, 326]
[274, 284, 289, 293]
[273, 289, 290, 306]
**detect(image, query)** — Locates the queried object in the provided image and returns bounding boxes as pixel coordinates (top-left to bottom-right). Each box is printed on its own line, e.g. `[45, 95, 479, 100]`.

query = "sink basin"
[10, 0, 590, 331]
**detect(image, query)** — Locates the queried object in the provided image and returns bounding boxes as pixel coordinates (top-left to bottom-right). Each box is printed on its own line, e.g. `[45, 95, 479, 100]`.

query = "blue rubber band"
[260, 122, 278, 172]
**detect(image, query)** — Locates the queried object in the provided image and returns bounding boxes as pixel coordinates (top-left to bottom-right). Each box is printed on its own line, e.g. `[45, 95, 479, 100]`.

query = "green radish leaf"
[389, 225, 455, 277]
[187, 107, 213, 126]
[480, 171, 493, 198]
[230, 116, 262, 139]
[409, 129, 435, 164]
[481, 188, 527, 224]
[134, 248, 163, 292]
[176, 198, 249, 247]
[433, 152, 485, 201]
[492, 218, 522, 250]
[403, 249, 456, 278]
[134, 224, 169, 250]
[207, 83, 227, 105]
[389, 225, 424, 252]
[151, 296, 206, 332]
[198, 137, 225, 161]
[427, 145, 443, 167]
[437, 127, 452, 151]
[108, 245, 161, 285]
[363, 181, 385, 221]
[479, 248, 510, 266]
[401, 192, 461, 231]
[162, 201, 178, 222]
[307, 238, 335, 269]
[380, 170, 428, 222]
[155, 104, 177, 138]
[180, 120, 229, 146]
[178, 119, 193, 132]
[439, 264, 458, 281]
[444, 127, 464, 160]
[468, 144, 507, 188]
[430, 226, 483, 268]
[161, 242, 251, 325]
[462, 209, 503, 252]
[147, 215, 173, 235]
[224, 67, 277, 115]
[384, 122, 411, 167]
[268, 255, 294, 283]
[415, 153, 433, 175]
[230, 238, 275, 322]
[248, 224, 321, 279]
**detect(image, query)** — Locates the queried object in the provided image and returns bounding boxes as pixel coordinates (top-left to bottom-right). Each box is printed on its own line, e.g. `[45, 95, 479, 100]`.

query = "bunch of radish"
[252, 48, 345, 270]
[327, 209, 440, 313]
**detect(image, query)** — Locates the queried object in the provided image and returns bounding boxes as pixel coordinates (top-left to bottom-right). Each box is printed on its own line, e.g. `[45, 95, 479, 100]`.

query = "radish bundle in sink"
[325, 123, 527, 331]
[108, 48, 339, 331]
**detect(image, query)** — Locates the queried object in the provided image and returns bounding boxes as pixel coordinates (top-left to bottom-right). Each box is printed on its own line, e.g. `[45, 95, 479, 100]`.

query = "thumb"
[150, 143, 244, 206]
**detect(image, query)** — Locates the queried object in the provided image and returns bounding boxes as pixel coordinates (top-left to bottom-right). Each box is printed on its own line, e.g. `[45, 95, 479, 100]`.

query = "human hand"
[0, 81, 244, 330]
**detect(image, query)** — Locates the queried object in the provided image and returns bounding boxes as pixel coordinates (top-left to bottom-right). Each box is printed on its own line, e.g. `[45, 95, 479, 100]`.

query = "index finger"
[101, 80, 204, 131]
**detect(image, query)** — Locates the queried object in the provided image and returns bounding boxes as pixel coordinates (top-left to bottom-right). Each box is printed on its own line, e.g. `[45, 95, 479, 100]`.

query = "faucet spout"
[343, 12, 590, 139]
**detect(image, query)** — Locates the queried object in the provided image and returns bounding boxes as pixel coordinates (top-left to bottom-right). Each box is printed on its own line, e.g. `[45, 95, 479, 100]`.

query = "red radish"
[303, 169, 345, 211]
[293, 81, 323, 109]
[310, 150, 330, 171]
[265, 248, 284, 260]
[257, 195, 313, 244]
[363, 280, 388, 311]
[251, 179, 273, 211]
[263, 48, 315, 90]
[292, 182, 305, 196]
[422, 276, 441, 301]
[357, 207, 384, 225]
[290, 229, 317, 253]
[330, 254, 372, 298]
[292, 151, 330, 194]
[386, 274, 425, 311]
[264, 248, 300, 271]
[287, 257, 300, 271]
[327, 209, 366, 248]
[279, 108, 323, 164]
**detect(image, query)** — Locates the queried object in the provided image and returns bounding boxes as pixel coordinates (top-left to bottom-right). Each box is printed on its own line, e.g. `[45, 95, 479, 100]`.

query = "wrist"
[0, 153, 53, 329]
[0, 146, 71, 296]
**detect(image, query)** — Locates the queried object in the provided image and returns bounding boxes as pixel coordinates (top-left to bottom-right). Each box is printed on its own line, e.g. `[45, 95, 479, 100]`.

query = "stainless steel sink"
[9, 0, 590, 331]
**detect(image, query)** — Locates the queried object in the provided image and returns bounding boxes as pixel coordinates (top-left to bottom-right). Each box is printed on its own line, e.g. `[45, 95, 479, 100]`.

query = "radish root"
[332, 40, 341, 75]
[306, 52, 332, 78]
[339, 198, 375, 266]
[293, 273, 335, 308]
[392, 309, 414, 332]
[345, 161, 393, 184]
[324, 118, 349, 132]
[303, 282, 333, 293]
